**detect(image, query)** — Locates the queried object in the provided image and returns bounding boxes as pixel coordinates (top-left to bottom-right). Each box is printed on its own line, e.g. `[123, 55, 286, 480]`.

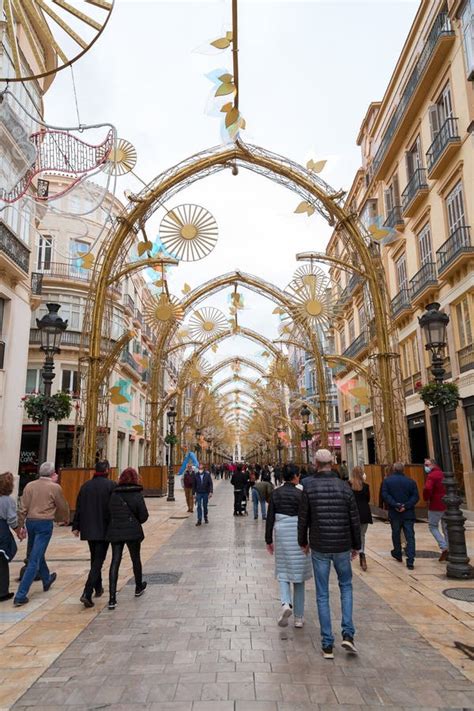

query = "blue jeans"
[252, 488, 266, 518]
[390, 516, 415, 563]
[15, 520, 54, 602]
[428, 511, 448, 551]
[196, 493, 209, 522]
[279, 580, 305, 617]
[311, 550, 355, 648]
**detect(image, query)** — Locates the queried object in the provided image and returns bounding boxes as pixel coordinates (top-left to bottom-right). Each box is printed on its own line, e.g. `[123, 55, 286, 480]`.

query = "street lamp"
[419, 303, 472, 579]
[36, 303, 68, 466]
[300, 404, 311, 466]
[166, 405, 177, 502]
[195, 428, 202, 457]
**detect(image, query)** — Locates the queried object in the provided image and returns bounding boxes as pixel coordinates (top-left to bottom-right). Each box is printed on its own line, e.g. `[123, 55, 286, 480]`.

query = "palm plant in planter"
[22, 391, 72, 424]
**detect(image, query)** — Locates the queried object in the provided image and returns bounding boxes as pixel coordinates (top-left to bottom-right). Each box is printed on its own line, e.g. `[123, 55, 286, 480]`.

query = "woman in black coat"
[106, 468, 149, 609]
[349, 466, 373, 571]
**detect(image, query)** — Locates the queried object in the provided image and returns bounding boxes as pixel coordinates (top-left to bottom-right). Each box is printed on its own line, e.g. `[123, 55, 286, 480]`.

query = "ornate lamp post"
[166, 405, 177, 502]
[300, 404, 311, 466]
[419, 303, 473, 579]
[195, 428, 202, 459]
[36, 303, 68, 466]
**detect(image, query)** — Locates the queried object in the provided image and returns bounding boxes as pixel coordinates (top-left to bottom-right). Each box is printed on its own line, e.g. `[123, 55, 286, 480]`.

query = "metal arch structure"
[207, 356, 267, 379]
[211, 375, 262, 395]
[81, 141, 408, 466]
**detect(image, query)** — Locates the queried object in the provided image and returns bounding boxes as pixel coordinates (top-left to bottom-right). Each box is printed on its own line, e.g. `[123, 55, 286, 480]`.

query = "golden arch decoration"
[82, 141, 408, 466]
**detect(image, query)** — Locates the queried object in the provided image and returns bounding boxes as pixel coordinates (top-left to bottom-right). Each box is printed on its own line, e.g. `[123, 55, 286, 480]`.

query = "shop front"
[407, 413, 428, 464]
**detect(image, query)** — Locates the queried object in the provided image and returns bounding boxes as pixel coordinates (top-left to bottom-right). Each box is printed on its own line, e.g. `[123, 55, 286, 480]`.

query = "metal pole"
[304, 424, 310, 466]
[431, 353, 473, 579]
[38, 355, 55, 466]
[167, 422, 175, 502]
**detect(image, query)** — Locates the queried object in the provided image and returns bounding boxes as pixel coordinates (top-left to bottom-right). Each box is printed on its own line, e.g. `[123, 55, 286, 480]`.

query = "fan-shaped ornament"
[144, 293, 184, 332]
[160, 204, 218, 262]
[1, 0, 114, 83]
[102, 138, 137, 176]
[188, 307, 228, 342]
[188, 358, 212, 383]
[284, 265, 333, 329]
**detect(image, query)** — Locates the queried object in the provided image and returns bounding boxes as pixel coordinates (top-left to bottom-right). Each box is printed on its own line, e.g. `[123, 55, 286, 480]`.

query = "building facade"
[327, 0, 474, 505]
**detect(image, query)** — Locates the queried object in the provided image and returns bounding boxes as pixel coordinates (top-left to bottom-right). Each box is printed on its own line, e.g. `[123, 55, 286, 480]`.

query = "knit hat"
[315, 449, 332, 464]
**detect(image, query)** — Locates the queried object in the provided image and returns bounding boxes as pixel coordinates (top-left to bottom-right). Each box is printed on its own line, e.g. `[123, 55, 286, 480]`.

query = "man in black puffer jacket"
[298, 449, 361, 660]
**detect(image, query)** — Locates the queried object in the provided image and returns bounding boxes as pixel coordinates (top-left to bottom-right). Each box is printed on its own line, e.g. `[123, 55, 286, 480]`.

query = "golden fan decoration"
[102, 138, 137, 176]
[187, 357, 212, 383]
[284, 264, 332, 329]
[144, 292, 184, 333]
[160, 204, 218, 261]
[1, 0, 114, 83]
[188, 307, 228, 342]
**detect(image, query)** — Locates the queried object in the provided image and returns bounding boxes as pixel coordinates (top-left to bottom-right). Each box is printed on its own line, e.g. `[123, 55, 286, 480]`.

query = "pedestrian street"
[8, 482, 474, 711]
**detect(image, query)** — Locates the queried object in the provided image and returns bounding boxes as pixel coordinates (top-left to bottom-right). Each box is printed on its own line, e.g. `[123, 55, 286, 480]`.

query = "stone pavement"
[10, 482, 474, 711]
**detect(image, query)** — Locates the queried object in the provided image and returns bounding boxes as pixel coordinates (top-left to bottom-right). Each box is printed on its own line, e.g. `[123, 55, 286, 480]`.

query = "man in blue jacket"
[192, 465, 213, 526]
[381, 462, 419, 570]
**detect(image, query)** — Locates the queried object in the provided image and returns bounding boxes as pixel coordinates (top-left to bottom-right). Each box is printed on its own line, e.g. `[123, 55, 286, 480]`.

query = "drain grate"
[415, 550, 440, 559]
[443, 588, 474, 602]
[128, 572, 182, 585]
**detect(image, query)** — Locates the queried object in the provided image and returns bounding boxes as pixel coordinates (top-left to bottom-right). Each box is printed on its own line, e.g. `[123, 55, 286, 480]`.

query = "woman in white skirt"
[265, 465, 312, 628]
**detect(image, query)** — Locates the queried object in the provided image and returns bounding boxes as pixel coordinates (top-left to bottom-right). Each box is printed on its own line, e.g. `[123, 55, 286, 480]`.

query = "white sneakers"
[294, 616, 304, 628]
[278, 603, 292, 627]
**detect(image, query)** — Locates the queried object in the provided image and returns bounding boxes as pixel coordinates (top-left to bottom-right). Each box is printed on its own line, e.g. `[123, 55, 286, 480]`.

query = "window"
[455, 297, 472, 349]
[359, 199, 378, 229]
[446, 181, 466, 235]
[384, 174, 401, 215]
[25, 369, 40, 393]
[417, 224, 433, 266]
[401, 337, 420, 378]
[340, 329, 346, 353]
[428, 82, 453, 139]
[396, 254, 408, 290]
[69, 239, 90, 275]
[405, 136, 423, 179]
[37, 235, 53, 271]
[348, 317, 355, 343]
[461, 0, 474, 80]
[61, 369, 79, 397]
[358, 305, 367, 334]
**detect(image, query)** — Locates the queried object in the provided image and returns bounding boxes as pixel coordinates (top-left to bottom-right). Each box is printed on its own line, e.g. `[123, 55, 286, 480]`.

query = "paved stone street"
[10, 483, 474, 711]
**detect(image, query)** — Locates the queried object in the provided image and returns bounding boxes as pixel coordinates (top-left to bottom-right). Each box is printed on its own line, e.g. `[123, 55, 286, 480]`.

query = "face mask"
[424, 466, 431, 474]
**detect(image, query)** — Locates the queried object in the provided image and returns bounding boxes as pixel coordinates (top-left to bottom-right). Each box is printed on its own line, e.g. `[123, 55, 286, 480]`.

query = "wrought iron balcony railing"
[426, 117, 460, 174]
[124, 294, 135, 313]
[31, 272, 43, 295]
[390, 288, 411, 317]
[384, 205, 404, 230]
[371, 12, 453, 178]
[409, 261, 437, 300]
[402, 168, 429, 214]
[342, 332, 368, 360]
[134, 308, 143, 325]
[458, 343, 474, 374]
[120, 349, 141, 373]
[0, 221, 30, 274]
[437, 225, 473, 274]
[402, 371, 422, 397]
[37, 261, 90, 282]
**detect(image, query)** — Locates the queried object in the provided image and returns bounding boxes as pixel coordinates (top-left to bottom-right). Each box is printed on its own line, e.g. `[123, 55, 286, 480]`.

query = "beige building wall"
[327, 0, 474, 505]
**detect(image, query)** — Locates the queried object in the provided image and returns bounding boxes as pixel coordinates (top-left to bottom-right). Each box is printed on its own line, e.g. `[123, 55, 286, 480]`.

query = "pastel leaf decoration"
[78, 252, 94, 269]
[306, 159, 327, 173]
[220, 102, 233, 113]
[182, 283, 191, 294]
[218, 73, 233, 83]
[225, 107, 239, 128]
[211, 37, 231, 49]
[215, 82, 235, 97]
[272, 307, 285, 315]
[153, 279, 165, 288]
[211, 344, 218, 353]
[262, 351, 270, 358]
[226, 31, 233, 40]
[294, 201, 315, 216]
[133, 424, 144, 436]
[109, 386, 129, 405]
[138, 240, 153, 256]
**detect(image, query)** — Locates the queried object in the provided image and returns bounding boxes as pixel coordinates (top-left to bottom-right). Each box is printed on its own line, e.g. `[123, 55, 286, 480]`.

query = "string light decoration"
[159, 204, 218, 261]
[188, 307, 228, 342]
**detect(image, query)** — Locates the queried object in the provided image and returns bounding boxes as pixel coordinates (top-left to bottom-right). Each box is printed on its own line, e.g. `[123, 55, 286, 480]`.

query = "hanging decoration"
[1, 0, 115, 83]
[102, 138, 138, 176]
[283, 264, 333, 330]
[188, 307, 228, 342]
[143, 292, 184, 333]
[159, 204, 218, 261]
[367, 216, 401, 247]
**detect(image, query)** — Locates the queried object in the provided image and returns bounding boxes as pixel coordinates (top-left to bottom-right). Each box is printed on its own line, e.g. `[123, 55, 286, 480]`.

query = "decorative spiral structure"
[160, 204, 218, 261]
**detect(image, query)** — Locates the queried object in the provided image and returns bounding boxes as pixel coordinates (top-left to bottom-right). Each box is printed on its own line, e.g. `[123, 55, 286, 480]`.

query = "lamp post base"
[167, 473, 175, 502]
[443, 471, 473, 579]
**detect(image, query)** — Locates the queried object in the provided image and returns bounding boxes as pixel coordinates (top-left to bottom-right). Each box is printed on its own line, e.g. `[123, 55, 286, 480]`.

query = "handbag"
[0, 519, 18, 561]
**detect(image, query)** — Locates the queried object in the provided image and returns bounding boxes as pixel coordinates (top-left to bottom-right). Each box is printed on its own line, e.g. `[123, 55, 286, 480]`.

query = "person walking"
[231, 464, 247, 516]
[339, 460, 349, 481]
[193, 464, 213, 526]
[266, 467, 312, 628]
[298, 449, 361, 659]
[106, 468, 149, 610]
[183, 464, 195, 513]
[349, 466, 373, 571]
[72, 460, 116, 608]
[253, 475, 273, 520]
[0, 472, 26, 601]
[381, 462, 419, 570]
[14, 462, 69, 607]
[423, 458, 448, 562]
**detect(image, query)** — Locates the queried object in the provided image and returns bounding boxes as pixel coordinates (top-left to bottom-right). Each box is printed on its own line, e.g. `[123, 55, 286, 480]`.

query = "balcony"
[120, 349, 141, 375]
[342, 332, 368, 360]
[38, 262, 90, 283]
[409, 261, 438, 305]
[0, 221, 30, 276]
[384, 205, 404, 231]
[402, 371, 422, 397]
[436, 226, 474, 280]
[133, 308, 143, 327]
[339, 273, 363, 307]
[401, 168, 429, 217]
[457, 344, 474, 374]
[370, 12, 455, 181]
[390, 288, 412, 320]
[427, 117, 461, 179]
[124, 294, 135, 314]
[30, 329, 112, 352]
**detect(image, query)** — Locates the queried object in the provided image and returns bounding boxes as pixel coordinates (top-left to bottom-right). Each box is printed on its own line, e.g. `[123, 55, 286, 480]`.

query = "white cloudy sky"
[44, 0, 418, 390]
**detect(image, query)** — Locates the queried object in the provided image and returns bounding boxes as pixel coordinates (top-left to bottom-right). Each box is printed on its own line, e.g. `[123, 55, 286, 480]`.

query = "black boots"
[359, 553, 367, 571]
